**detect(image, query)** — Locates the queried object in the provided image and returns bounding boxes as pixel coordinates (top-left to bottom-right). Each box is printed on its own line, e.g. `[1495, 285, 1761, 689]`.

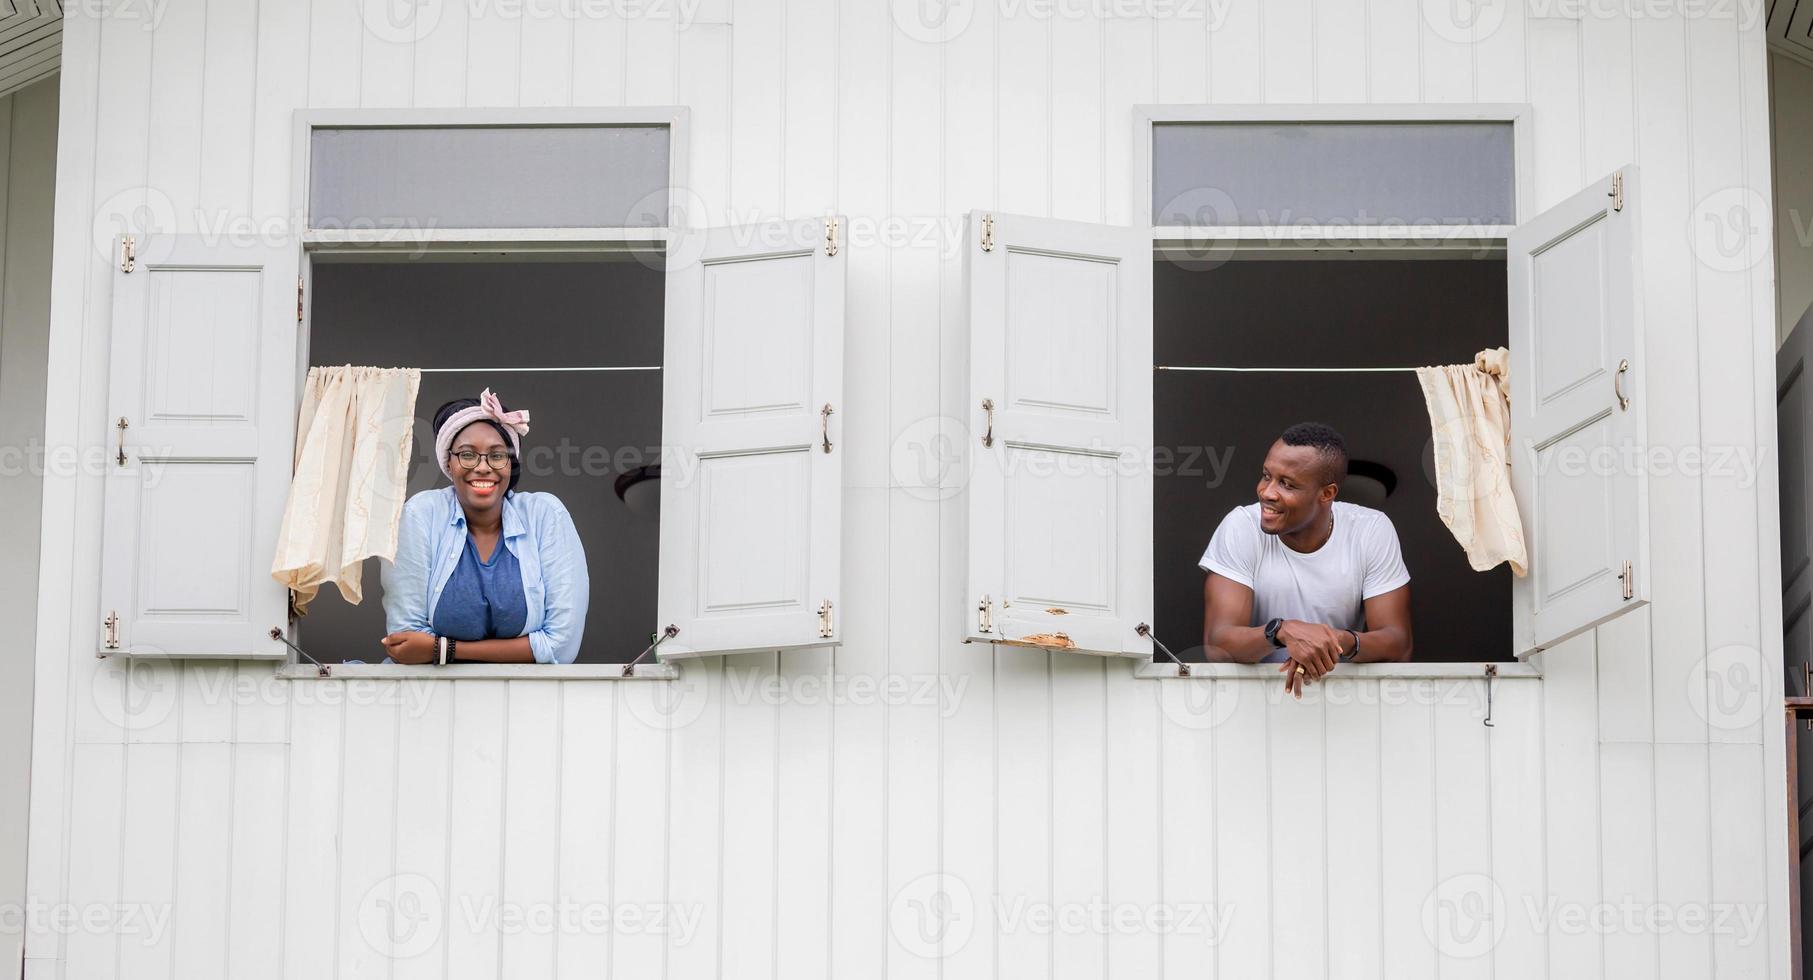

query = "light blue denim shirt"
[381, 486, 590, 664]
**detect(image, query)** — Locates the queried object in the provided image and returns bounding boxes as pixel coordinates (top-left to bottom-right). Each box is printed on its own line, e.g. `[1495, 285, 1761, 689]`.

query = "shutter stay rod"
[1134, 623, 1190, 677]
[270, 628, 332, 678]
[623, 625, 680, 677]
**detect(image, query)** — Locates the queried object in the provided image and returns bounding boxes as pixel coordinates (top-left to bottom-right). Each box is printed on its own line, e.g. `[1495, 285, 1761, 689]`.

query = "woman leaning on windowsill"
[376, 389, 590, 665]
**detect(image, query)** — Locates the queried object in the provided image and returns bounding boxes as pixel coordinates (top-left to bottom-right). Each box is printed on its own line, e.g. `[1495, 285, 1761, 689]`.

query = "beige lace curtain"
[271, 365, 422, 611]
[1416, 347, 1528, 577]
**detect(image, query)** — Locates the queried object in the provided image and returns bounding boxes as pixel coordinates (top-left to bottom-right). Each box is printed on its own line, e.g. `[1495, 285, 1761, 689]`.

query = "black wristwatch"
[1264, 617, 1285, 648]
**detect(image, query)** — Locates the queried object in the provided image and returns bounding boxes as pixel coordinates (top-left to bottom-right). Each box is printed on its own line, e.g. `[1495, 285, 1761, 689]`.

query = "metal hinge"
[1609, 171, 1624, 212]
[824, 217, 839, 257]
[977, 594, 994, 633]
[1619, 560, 1634, 600]
[980, 213, 995, 252]
[103, 611, 120, 651]
[818, 599, 834, 638]
[119, 235, 136, 273]
[297, 277, 305, 322]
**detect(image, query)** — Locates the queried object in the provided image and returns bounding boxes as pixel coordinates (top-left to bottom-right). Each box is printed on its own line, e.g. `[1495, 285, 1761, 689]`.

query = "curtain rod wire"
[1156, 365, 1426, 374]
[413, 365, 662, 373]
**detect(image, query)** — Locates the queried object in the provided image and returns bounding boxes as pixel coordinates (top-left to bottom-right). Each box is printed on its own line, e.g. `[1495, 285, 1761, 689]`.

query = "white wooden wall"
[22, 2, 1788, 979]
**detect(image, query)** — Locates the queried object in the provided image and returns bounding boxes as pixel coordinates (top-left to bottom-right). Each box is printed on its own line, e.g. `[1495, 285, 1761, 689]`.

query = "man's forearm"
[1346, 626, 1411, 663]
[1204, 624, 1274, 664]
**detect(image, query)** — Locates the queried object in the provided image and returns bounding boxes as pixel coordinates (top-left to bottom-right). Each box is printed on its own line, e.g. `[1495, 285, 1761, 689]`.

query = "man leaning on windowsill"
[1200, 422, 1414, 698]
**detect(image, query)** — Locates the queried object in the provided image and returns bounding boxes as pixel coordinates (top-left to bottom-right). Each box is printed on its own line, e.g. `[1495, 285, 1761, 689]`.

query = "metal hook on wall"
[1482, 663, 1497, 727]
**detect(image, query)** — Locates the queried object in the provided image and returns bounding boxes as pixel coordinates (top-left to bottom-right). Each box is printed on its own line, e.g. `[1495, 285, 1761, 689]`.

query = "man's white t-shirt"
[1198, 501, 1411, 663]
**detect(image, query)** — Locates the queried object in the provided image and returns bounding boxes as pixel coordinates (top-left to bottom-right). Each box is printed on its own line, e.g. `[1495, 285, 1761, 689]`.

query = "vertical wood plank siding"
[21, 1, 1787, 978]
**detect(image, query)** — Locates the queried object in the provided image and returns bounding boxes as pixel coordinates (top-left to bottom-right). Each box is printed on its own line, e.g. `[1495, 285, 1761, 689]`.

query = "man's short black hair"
[1279, 422, 1348, 488]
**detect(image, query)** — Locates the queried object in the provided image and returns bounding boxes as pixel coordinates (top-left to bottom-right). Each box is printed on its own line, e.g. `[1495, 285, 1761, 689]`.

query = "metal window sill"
[275, 662, 679, 680]
[1133, 661, 1539, 680]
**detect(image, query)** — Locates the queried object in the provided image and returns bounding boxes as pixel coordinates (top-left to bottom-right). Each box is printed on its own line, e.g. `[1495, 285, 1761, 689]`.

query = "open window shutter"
[964, 210, 1153, 658]
[99, 235, 300, 658]
[1779, 308, 1813, 689]
[1508, 167, 1648, 655]
[657, 217, 845, 656]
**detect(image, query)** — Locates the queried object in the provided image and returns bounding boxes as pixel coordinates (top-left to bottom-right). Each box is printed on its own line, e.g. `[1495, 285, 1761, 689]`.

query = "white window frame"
[1135, 103, 1533, 257]
[291, 106, 690, 251]
[1131, 103, 1539, 681]
[279, 107, 689, 680]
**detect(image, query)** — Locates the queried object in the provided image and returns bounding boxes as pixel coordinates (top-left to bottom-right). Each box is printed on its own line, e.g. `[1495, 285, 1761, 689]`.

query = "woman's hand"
[381, 631, 437, 665]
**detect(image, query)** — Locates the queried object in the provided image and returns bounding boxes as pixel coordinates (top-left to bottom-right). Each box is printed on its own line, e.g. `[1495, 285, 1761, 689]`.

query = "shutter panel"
[964, 211, 1153, 658]
[1779, 308, 1813, 689]
[1508, 167, 1649, 655]
[657, 217, 845, 656]
[99, 235, 300, 658]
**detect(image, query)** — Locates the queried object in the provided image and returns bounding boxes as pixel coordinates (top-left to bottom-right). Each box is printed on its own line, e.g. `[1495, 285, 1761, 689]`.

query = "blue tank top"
[431, 534, 529, 642]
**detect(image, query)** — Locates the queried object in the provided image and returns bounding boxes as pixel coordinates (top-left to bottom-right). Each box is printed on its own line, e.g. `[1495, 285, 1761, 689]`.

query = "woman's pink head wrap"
[435, 388, 531, 482]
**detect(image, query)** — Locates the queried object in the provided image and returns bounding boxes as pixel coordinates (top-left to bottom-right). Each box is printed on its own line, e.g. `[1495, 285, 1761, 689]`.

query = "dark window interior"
[301, 255, 663, 664]
[1153, 257, 1514, 663]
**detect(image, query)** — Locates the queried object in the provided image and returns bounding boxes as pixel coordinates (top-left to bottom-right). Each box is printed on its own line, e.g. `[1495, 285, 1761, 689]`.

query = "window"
[1152, 257, 1512, 663]
[1150, 120, 1516, 227]
[961, 106, 1650, 669]
[308, 124, 671, 229]
[95, 109, 848, 668]
[300, 255, 665, 664]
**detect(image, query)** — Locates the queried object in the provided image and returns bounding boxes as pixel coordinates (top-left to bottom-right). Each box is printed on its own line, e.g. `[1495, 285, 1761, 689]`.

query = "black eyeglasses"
[450, 449, 512, 470]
